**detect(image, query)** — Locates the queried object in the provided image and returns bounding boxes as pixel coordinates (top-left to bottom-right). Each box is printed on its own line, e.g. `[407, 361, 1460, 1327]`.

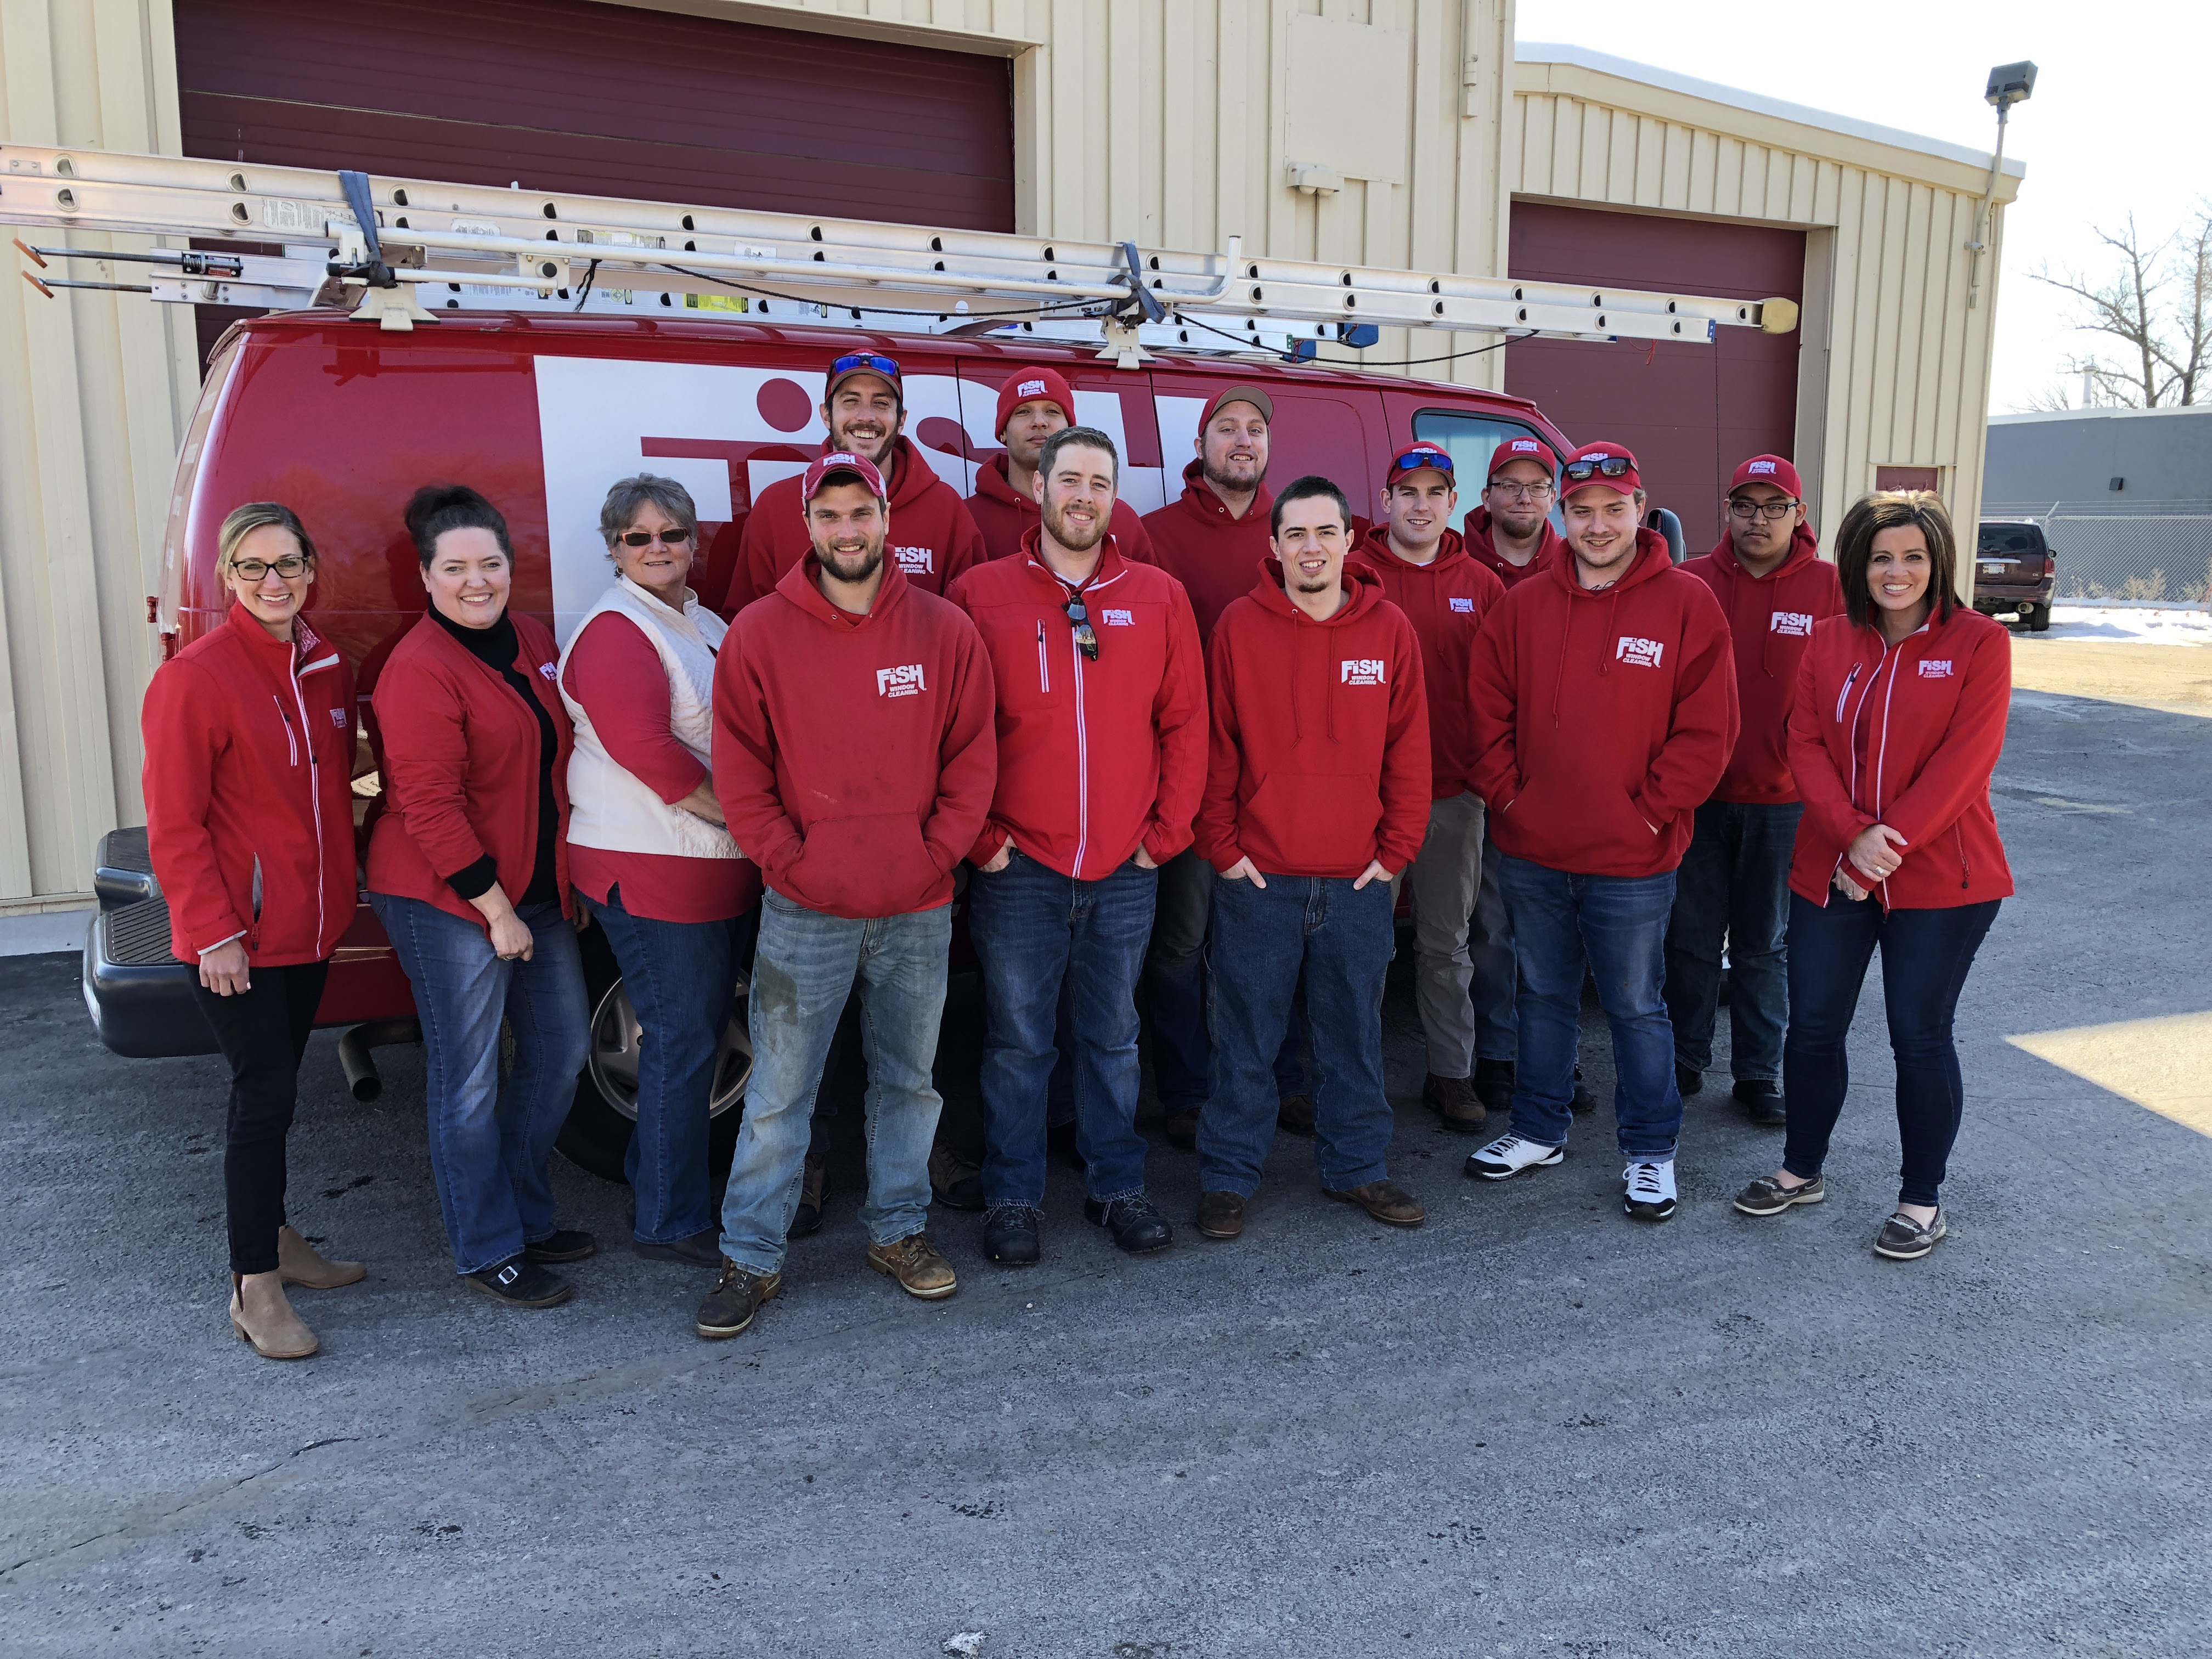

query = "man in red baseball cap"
[698, 445, 996, 1337]
[965, 365, 1156, 566]
[1465, 442, 1737, 1226]
[721, 349, 987, 614]
[1663, 454, 1843, 1128]
[1465, 435, 1570, 591]
[1348, 444, 1508, 1133]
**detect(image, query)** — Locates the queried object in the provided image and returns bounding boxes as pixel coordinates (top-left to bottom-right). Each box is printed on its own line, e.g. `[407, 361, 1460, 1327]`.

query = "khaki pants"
[1390, 791, 1487, 1079]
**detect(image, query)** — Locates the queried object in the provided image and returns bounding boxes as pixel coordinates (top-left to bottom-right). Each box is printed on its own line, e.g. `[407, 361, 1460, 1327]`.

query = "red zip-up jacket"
[1468, 531, 1739, 879]
[966, 453, 1157, 567]
[1463, 504, 1568, 592]
[713, 556, 996, 918]
[1680, 526, 1846, 805]
[949, 532, 1206, 879]
[1142, 460, 1277, 645]
[1197, 561, 1430, 879]
[721, 436, 988, 615]
[1787, 606, 2013, 911]
[143, 605, 357, 964]
[1348, 526, 1507, 799]
[366, 610, 575, 927]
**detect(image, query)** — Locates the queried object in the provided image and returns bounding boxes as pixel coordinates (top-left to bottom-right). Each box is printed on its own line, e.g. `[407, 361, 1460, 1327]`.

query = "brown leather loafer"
[1194, 1190, 1245, 1240]
[1277, 1093, 1316, 1136]
[1324, 1178, 1426, 1229]
[1162, 1108, 1200, 1150]
[1421, 1073, 1486, 1133]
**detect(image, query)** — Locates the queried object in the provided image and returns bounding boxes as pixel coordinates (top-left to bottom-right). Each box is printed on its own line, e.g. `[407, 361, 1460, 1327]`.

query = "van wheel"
[554, 922, 752, 1184]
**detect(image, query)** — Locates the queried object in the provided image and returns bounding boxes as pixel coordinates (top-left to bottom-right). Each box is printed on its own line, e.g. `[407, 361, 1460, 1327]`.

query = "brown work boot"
[1324, 1178, 1426, 1229]
[229, 1271, 318, 1360]
[1194, 1190, 1245, 1240]
[276, 1225, 365, 1289]
[1277, 1093, 1316, 1136]
[1421, 1073, 1486, 1134]
[867, 1233, 959, 1300]
[928, 1143, 985, 1211]
[695, 1258, 781, 1339]
[1162, 1107, 1200, 1150]
[791, 1153, 831, 1238]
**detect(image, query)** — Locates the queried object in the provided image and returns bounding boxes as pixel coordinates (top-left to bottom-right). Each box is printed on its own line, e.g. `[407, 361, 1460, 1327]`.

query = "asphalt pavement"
[2, 684, 2207, 1658]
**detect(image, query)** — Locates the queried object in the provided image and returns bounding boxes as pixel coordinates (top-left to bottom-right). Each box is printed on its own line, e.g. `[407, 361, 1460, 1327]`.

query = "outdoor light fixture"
[1966, 59, 2036, 309]
[1985, 61, 2038, 109]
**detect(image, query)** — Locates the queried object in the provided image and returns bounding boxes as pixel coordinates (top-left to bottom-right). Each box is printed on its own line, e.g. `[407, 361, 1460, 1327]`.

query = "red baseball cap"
[1560, 441, 1641, 499]
[1487, 435, 1559, 479]
[1385, 443, 1457, 484]
[1200, 385, 1274, 427]
[995, 366, 1076, 438]
[1729, 454, 1803, 499]
[802, 451, 887, 502]
[823, 351, 902, 405]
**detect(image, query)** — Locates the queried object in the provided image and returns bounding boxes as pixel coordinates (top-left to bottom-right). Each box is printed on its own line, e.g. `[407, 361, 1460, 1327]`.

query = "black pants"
[191, 960, 330, 1275]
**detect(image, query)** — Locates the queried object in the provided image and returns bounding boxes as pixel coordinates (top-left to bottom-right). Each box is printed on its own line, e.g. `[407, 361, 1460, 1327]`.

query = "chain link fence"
[1980, 500, 2212, 603]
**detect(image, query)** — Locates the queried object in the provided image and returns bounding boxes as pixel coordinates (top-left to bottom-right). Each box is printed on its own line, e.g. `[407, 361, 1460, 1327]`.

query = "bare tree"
[2033, 205, 2210, 407]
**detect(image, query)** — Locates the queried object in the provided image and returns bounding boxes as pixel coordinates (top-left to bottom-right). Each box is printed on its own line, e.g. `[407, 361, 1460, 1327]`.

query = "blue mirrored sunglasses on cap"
[1389, 448, 1454, 475]
[830, 352, 901, 380]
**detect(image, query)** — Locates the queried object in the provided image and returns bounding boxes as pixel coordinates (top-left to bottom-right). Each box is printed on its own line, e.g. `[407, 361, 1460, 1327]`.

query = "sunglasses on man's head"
[1063, 595, 1100, 662]
[830, 352, 901, 381]
[618, 528, 693, 548]
[1562, 455, 1633, 482]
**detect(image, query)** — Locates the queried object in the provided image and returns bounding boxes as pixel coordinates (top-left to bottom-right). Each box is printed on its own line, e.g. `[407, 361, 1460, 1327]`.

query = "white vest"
[558, 574, 742, 862]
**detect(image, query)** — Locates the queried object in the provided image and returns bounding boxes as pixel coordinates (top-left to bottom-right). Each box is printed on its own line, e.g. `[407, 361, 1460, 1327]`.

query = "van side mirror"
[1643, 507, 1686, 565]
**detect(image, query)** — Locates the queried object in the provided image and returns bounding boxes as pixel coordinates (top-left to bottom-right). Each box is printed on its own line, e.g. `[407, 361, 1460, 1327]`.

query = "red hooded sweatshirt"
[1786, 606, 2013, 911]
[1468, 531, 1739, 879]
[1142, 460, 1277, 645]
[721, 436, 988, 616]
[1348, 525, 1507, 799]
[947, 532, 1206, 879]
[713, 556, 996, 919]
[366, 609, 576, 927]
[142, 605, 358, 965]
[1462, 504, 1569, 592]
[1197, 561, 1430, 879]
[1680, 525, 1846, 805]
[966, 452, 1157, 567]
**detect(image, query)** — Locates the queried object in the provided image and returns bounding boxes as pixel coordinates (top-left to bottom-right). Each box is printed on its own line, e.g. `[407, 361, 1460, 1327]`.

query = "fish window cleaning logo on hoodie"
[892, 545, 935, 576]
[1770, 611, 1815, 637]
[1340, 659, 1388, 686]
[877, 663, 927, 698]
[1615, 636, 1665, 669]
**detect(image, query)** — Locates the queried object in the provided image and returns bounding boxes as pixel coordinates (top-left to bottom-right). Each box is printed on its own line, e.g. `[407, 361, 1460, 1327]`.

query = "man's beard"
[1202, 452, 1262, 495]
[832, 420, 898, 469]
[1041, 498, 1108, 554]
[815, 535, 886, 585]
[1491, 507, 1547, 539]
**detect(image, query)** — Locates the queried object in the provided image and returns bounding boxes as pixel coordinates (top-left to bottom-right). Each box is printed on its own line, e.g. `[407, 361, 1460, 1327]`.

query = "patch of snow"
[2035, 606, 2212, 646]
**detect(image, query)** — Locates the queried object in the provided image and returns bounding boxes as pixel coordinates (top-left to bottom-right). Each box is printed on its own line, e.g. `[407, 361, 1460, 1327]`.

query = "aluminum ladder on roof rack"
[2, 143, 1799, 365]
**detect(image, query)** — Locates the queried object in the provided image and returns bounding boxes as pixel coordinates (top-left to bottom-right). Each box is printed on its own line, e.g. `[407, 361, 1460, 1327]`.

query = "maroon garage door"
[1503, 202, 1804, 550]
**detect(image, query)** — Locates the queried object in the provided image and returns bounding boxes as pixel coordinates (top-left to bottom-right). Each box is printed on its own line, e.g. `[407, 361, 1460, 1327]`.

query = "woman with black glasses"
[1732, 491, 2011, 1259]
[558, 475, 760, 1268]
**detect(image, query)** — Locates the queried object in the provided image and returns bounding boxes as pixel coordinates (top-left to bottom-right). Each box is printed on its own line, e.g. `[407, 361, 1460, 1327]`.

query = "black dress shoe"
[634, 1229, 722, 1266]
[983, 1205, 1042, 1266]
[1734, 1079, 1788, 1127]
[523, 1228, 596, 1263]
[1676, 1062, 1704, 1098]
[466, 1256, 572, 1308]
[1085, 1193, 1172, 1254]
[1473, 1056, 1516, 1114]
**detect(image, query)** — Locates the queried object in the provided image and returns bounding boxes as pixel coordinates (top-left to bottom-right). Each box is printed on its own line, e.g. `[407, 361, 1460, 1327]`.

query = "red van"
[83, 308, 1575, 1174]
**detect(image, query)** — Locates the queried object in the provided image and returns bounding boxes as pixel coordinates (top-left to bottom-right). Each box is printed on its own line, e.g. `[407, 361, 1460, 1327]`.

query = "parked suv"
[83, 307, 1578, 1178]
[1973, 520, 2057, 632]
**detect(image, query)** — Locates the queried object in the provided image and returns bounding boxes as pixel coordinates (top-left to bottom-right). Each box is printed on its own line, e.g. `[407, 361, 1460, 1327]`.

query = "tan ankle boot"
[230, 1271, 319, 1360]
[277, 1226, 365, 1289]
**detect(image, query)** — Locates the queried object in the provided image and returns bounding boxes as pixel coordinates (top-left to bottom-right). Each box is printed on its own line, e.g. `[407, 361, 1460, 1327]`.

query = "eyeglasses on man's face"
[618, 528, 694, 548]
[1486, 479, 1556, 501]
[228, 555, 309, 580]
[1726, 499, 1800, 522]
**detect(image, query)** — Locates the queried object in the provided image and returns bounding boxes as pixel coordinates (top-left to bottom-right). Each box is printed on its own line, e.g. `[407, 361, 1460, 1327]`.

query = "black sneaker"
[1734, 1079, 1787, 1127]
[1473, 1056, 1516, 1114]
[695, 1257, 781, 1338]
[523, 1228, 596, 1263]
[1676, 1062, 1704, 1098]
[982, 1204, 1042, 1266]
[1085, 1193, 1173, 1254]
[1874, 1210, 1948, 1261]
[466, 1256, 573, 1308]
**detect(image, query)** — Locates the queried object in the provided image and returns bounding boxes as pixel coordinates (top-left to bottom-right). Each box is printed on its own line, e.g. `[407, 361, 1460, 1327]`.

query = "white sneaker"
[1623, 1159, 1678, 1222]
[1466, 1133, 1565, 1181]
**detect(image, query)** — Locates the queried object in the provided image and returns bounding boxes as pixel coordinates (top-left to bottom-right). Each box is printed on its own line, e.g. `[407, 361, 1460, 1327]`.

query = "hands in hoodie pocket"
[778, 812, 946, 917]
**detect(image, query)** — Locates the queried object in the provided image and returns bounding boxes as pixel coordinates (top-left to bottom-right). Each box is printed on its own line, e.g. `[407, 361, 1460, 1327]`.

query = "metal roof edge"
[1989, 405, 2212, 425]
[1515, 43, 2028, 180]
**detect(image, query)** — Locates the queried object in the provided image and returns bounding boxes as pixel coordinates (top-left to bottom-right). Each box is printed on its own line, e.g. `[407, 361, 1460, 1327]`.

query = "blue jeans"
[1497, 856, 1682, 1160]
[1144, 848, 1306, 1113]
[1198, 874, 1395, 1197]
[594, 884, 749, 1246]
[970, 851, 1158, 1207]
[1663, 800, 1801, 1082]
[718, 891, 951, 1275]
[1782, 893, 2000, 1207]
[369, 893, 590, 1276]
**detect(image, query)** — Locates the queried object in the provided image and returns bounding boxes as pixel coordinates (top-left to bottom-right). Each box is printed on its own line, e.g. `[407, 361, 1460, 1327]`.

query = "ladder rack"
[3, 144, 1799, 366]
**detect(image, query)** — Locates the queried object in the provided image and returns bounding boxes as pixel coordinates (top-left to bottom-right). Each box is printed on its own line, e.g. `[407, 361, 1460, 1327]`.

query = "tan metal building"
[0, 0, 2019, 921]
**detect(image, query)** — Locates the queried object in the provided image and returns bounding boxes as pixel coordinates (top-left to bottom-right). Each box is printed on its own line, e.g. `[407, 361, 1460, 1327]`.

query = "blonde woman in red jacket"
[143, 503, 366, 1360]
[1733, 492, 2012, 1260]
[366, 486, 594, 1310]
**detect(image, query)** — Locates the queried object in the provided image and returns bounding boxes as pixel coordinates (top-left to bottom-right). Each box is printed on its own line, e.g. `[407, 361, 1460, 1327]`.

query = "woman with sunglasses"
[143, 503, 366, 1359]
[367, 484, 595, 1309]
[557, 476, 761, 1267]
[1731, 491, 2011, 1260]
